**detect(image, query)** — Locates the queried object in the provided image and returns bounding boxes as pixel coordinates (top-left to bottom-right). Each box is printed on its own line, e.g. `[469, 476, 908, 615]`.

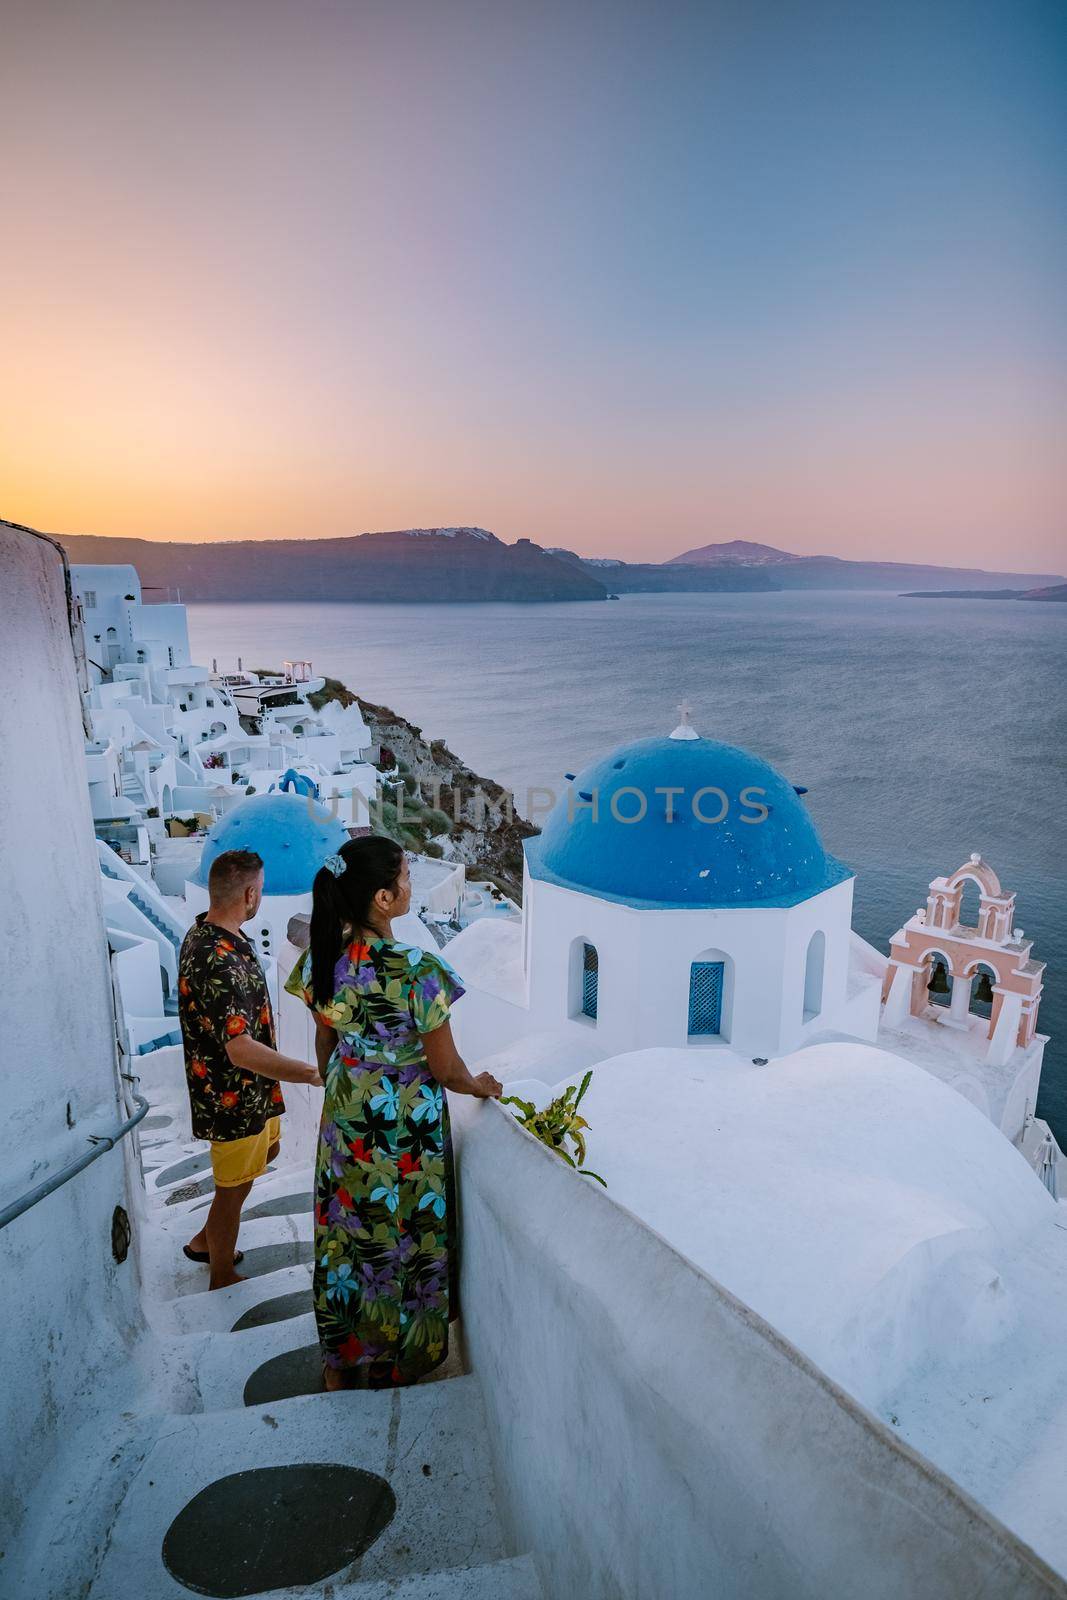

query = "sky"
[1, 0, 1064, 570]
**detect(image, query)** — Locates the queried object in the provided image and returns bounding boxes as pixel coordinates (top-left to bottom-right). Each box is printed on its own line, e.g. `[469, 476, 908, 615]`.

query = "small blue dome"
[196, 792, 348, 896]
[526, 735, 851, 909]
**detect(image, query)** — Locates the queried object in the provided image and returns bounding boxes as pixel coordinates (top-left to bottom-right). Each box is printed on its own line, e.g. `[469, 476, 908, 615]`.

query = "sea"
[187, 590, 1067, 1140]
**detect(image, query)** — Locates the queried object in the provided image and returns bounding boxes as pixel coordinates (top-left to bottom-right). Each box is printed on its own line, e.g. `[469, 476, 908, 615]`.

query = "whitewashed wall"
[523, 868, 857, 1059]
[453, 1099, 1067, 1600]
[0, 526, 145, 1556]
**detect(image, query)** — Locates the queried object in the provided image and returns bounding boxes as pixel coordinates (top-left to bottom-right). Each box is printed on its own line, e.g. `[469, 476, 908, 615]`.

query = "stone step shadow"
[166, 1165, 277, 1208]
[162, 1464, 395, 1597]
[232, 1240, 314, 1280]
[244, 1190, 313, 1222]
[231, 1288, 313, 1332]
[155, 1152, 212, 1189]
[243, 1343, 323, 1406]
[241, 1333, 466, 1399]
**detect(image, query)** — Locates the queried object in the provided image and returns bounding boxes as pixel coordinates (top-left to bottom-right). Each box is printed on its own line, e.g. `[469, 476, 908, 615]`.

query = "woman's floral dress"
[285, 937, 464, 1387]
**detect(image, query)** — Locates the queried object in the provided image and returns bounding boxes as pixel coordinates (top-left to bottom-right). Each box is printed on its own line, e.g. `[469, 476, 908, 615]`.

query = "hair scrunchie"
[323, 852, 346, 878]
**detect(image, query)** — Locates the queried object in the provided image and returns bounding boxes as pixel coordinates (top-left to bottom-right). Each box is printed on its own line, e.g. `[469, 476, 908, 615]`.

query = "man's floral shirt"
[178, 914, 283, 1142]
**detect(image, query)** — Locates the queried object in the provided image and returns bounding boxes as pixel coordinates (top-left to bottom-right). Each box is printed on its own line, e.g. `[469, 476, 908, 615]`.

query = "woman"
[285, 836, 502, 1389]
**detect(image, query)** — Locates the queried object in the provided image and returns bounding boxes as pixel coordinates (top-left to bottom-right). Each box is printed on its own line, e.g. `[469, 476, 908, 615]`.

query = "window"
[803, 931, 825, 1023]
[82, 589, 97, 608]
[581, 943, 599, 1020]
[689, 961, 724, 1035]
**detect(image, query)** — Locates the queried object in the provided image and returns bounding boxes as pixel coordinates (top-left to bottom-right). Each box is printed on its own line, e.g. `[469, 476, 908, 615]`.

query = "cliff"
[548, 547, 777, 593]
[56, 527, 608, 604]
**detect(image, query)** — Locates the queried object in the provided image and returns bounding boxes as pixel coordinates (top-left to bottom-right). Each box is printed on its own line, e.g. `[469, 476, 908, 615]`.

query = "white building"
[447, 715, 881, 1067]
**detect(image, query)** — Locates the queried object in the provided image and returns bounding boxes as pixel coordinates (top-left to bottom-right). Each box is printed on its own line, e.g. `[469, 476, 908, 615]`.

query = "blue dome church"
[195, 792, 348, 897]
[186, 791, 348, 972]
[517, 715, 864, 1060]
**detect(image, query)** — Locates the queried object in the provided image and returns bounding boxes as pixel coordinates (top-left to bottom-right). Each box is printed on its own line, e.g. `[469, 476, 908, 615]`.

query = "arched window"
[803, 930, 825, 1023]
[958, 878, 981, 931]
[569, 937, 599, 1022]
[580, 943, 599, 1020]
[689, 959, 724, 1036]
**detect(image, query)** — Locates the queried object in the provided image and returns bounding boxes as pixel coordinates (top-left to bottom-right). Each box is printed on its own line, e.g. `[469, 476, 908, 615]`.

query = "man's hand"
[226, 1032, 323, 1087]
[470, 1071, 503, 1099]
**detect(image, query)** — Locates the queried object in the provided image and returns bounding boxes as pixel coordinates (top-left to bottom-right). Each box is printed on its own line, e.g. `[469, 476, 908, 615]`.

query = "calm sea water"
[187, 592, 1066, 1138]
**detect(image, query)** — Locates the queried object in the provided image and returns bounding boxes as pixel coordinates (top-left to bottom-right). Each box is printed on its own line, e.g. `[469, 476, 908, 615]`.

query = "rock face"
[307, 677, 537, 898]
[56, 527, 608, 603]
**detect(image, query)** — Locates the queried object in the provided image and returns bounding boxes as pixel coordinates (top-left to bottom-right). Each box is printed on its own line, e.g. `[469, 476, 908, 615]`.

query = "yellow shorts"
[209, 1117, 281, 1188]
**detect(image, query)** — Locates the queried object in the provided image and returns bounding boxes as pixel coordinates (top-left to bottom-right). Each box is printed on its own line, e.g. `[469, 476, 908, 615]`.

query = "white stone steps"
[284, 1552, 545, 1598]
[86, 1379, 512, 1598]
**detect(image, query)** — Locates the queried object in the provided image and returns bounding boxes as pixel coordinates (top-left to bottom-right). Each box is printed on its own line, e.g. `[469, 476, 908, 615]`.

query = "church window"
[581, 943, 599, 1020]
[689, 961, 724, 1035]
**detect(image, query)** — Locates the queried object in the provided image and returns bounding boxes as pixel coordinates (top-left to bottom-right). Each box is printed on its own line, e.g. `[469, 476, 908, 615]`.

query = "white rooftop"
[511, 1040, 1067, 1571]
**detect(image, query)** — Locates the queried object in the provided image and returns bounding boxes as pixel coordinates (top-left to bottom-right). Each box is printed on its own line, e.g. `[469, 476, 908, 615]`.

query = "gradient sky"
[2, 0, 1064, 568]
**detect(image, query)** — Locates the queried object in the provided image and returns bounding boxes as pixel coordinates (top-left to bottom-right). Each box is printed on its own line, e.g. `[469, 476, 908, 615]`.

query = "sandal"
[182, 1245, 244, 1265]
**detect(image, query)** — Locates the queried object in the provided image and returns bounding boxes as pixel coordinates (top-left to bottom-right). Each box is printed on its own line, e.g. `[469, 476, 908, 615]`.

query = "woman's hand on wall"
[422, 1020, 502, 1098]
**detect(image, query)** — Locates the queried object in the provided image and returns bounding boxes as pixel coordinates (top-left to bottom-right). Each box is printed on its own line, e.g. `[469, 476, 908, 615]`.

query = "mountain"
[49, 522, 1064, 602]
[661, 540, 1064, 592]
[54, 527, 608, 603]
[668, 539, 804, 566]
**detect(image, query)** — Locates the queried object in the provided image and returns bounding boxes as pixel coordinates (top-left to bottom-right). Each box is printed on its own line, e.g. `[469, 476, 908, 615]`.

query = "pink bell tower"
[881, 854, 1045, 1064]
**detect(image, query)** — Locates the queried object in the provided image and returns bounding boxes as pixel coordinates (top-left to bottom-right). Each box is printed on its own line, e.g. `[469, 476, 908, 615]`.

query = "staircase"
[64, 1069, 546, 1600]
[97, 840, 188, 954]
[122, 772, 148, 806]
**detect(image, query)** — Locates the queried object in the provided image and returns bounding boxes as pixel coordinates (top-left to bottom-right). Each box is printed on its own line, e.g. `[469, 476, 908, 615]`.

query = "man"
[177, 848, 320, 1289]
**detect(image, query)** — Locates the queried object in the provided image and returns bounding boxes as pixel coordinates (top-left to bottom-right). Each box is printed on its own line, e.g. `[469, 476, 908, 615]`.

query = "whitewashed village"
[3, 517, 1067, 1599]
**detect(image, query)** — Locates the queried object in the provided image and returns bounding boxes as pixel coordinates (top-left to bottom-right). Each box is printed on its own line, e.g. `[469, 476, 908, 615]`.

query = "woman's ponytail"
[308, 835, 405, 1006]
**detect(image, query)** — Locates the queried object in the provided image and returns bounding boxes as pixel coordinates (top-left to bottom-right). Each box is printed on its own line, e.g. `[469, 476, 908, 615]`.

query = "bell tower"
[881, 854, 1045, 1066]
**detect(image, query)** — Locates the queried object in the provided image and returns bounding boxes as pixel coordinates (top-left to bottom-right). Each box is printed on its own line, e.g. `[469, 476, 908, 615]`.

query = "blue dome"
[525, 735, 851, 909]
[196, 792, 348, 896]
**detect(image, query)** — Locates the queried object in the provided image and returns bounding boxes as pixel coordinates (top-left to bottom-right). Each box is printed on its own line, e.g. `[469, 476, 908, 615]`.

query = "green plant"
[501, 1071, 606, 1186]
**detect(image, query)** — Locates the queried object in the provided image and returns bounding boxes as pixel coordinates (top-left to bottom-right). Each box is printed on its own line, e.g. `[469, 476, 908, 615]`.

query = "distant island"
[903, 584, 1067, 602]
[57, 527, 609, 603]
[49, 526, 1065, 604]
